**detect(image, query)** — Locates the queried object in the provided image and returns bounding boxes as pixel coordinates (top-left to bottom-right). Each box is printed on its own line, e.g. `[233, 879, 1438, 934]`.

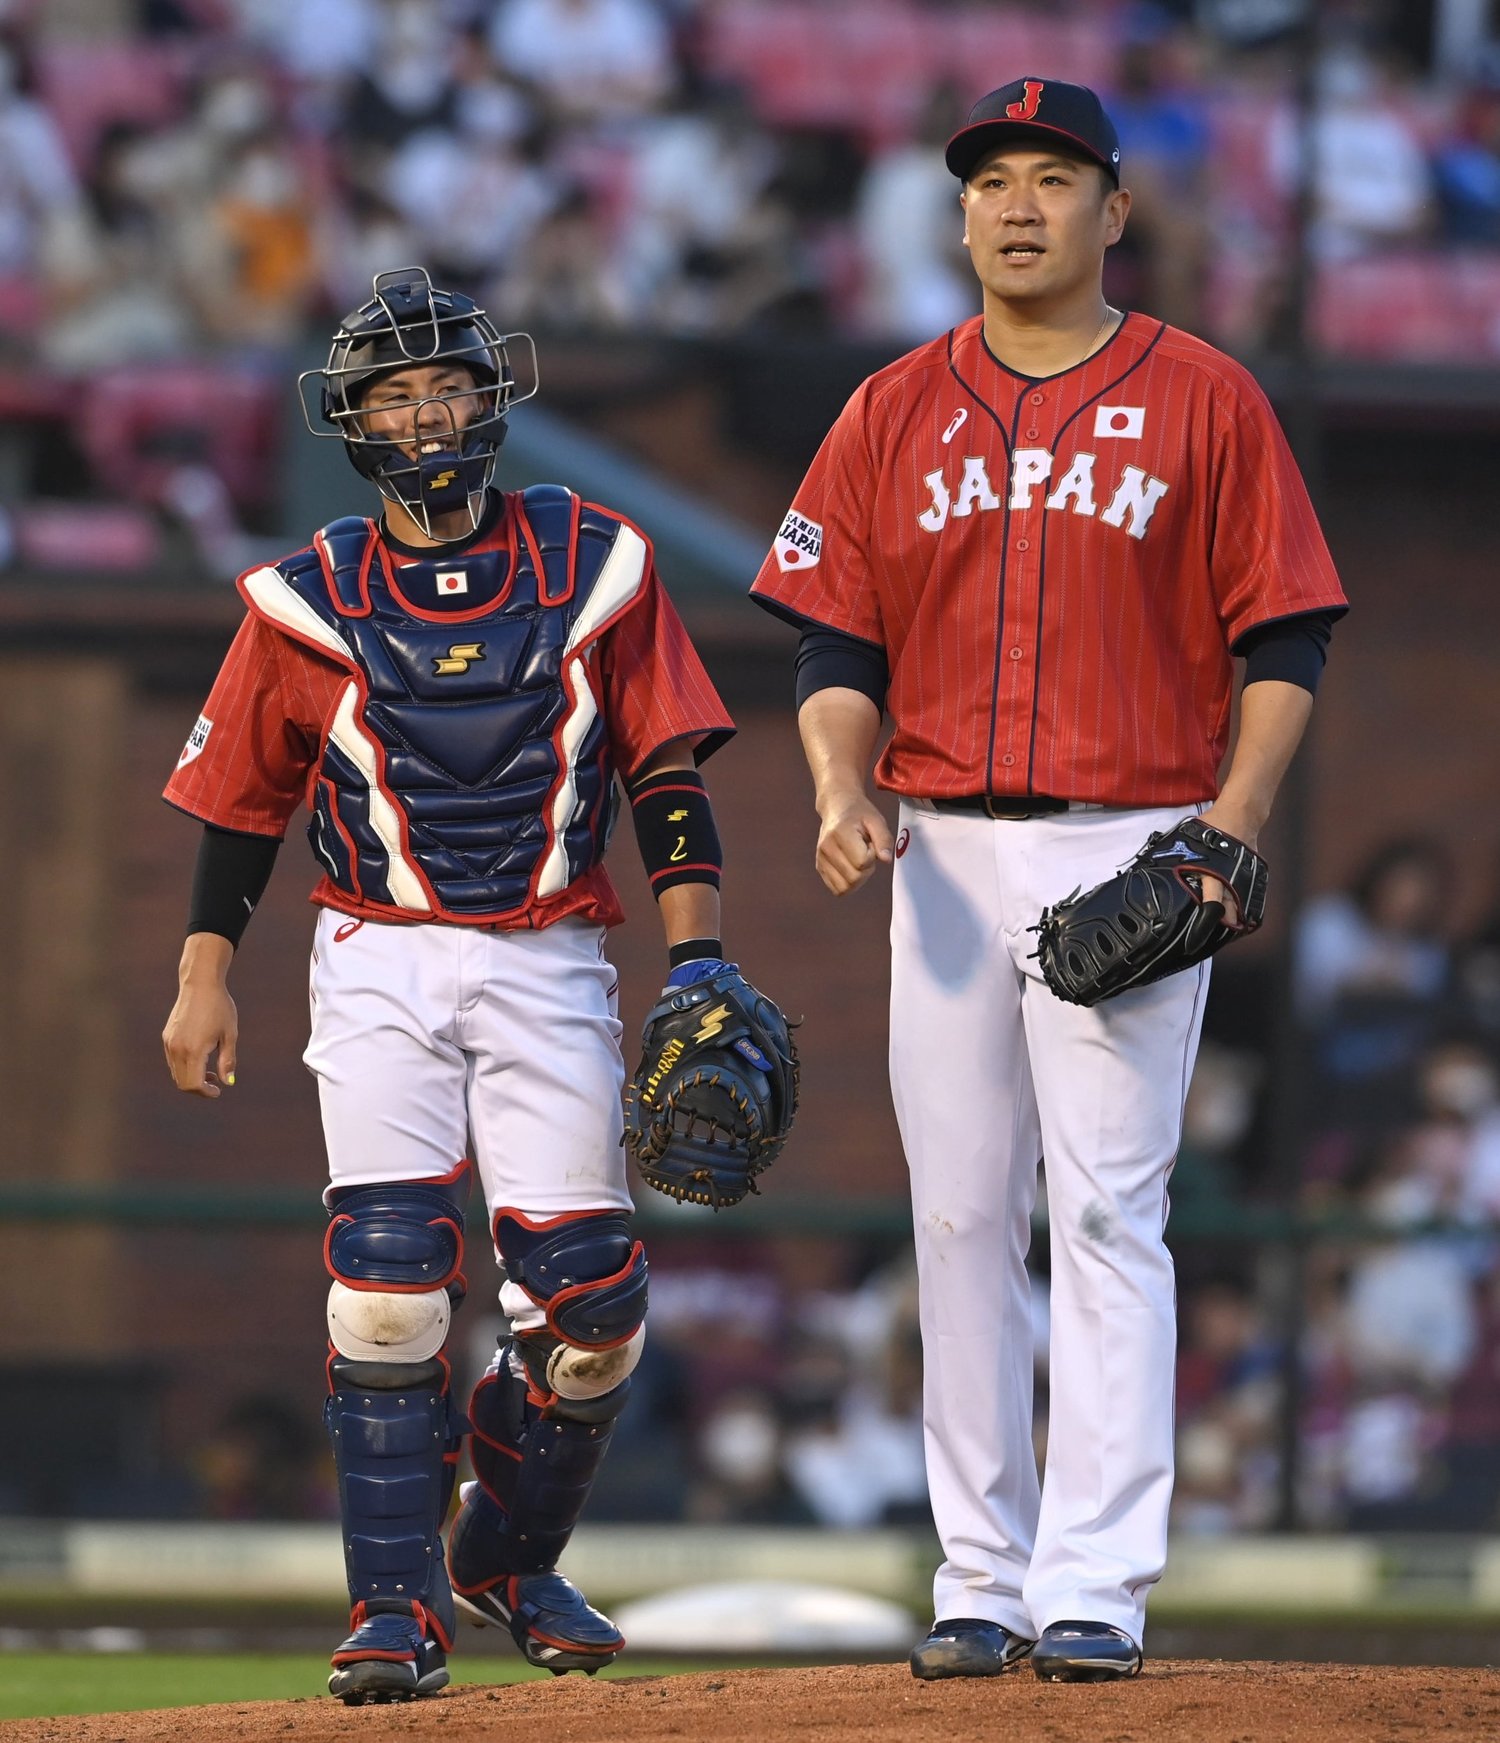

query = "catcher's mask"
[298, 266, 537, 542]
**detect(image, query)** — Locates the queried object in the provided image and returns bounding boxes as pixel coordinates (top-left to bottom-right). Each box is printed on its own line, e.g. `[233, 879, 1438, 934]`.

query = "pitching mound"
[6, 1660, 1499, 1742]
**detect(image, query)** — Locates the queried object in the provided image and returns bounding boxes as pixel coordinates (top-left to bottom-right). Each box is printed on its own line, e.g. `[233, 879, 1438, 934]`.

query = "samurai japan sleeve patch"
[177, 714, 214, 770]
[774, 510, 823, 573]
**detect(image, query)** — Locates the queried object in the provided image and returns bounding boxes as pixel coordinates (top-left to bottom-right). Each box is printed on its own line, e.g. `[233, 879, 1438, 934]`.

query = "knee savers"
[325, 1167, 472, 1364]
[493, 1209, 647, 1405]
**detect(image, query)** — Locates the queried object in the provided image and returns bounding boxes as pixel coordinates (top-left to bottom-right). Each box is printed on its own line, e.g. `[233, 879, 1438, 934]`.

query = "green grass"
[0, 1654, 704, 1720]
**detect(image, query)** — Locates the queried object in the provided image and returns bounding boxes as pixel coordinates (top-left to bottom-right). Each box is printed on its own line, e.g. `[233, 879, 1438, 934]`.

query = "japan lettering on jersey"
[751, 314, 1347, 806]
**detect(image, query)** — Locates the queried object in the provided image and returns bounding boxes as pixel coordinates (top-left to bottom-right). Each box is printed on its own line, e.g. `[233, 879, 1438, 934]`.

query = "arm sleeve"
[1208, 367, 1349, 647]
[597, 565, 736, 779]
[794, 625, 889, 711]
[187, 824, 281, 946]
[750, 380, 887, 645]
[1232, 607, 1339, 694]
[162, 613, 325, 837]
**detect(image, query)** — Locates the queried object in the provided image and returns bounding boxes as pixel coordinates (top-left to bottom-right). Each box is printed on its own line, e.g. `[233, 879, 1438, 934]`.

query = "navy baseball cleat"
[909, 1617, 1034, 1679]
[453, 1569, 625, 1673]
[1031, 1620, 1143, 1682]
[328, 1608, 450, 1704]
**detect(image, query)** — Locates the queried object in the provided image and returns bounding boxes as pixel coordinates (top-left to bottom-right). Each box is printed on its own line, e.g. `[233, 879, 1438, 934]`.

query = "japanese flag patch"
[177, 713, 213, 770]
[774, 509, 823, 573]
[435, 569, 468, 596]
[1093, 404, 1145, 440]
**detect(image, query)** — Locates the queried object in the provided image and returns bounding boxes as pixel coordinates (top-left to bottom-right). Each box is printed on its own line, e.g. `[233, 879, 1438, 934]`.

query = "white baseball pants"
[304, 912, 633, 1229]
[890, 800, 1209, 1645]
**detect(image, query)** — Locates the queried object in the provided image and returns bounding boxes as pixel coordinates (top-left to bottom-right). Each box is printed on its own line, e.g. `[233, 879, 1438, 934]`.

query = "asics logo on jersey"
[433, 642, 485, 676]
[941, 408, 968, 444]
[917, 450, 1170, 541]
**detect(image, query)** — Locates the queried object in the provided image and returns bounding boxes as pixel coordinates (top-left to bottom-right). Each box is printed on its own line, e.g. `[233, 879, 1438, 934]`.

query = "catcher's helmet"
[298, 267, 537, 540]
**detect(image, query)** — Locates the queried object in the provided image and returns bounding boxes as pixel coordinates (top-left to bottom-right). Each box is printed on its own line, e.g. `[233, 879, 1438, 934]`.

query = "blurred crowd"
[1170, 837, 1500, 1535]
[3, 0, 1500, 365]
[2, 0, 1498, 359]
[4, 0, 1500, 574]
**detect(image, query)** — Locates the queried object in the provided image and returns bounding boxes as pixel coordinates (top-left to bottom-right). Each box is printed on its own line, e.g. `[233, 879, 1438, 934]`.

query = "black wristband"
[188, 823, 280, 947]
[628, 766, 723, 896]
[668, 937, 723, 969]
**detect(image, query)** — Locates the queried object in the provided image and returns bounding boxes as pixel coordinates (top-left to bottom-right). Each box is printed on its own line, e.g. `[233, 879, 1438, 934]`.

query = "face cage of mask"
[336, 381, 509, 542]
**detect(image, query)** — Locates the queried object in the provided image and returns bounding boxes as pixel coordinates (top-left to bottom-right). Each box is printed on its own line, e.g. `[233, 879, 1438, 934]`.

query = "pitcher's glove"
[624, 960, 800, 1209]
[1034, 818, 1268, 1008]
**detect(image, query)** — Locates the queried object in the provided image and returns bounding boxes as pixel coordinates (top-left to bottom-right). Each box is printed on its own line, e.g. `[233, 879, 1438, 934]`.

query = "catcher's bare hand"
[163, 934, 238, 1098]
[163, 982, 238, 1097]
[815, 790, 893, 896]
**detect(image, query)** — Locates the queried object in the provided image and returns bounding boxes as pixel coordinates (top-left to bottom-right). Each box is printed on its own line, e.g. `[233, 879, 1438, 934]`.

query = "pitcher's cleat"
[328, 1607, 449, 1704]
[910, 1617, 1034, 1679]
[1031, 1620, 1143, 1682]
[454, 1569, 625, 1673]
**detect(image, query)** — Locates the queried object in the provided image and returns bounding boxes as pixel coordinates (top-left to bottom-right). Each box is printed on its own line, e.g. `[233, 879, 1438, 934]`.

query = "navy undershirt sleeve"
[794, 626, 889, 711]
[1233, 608, 1341, 695]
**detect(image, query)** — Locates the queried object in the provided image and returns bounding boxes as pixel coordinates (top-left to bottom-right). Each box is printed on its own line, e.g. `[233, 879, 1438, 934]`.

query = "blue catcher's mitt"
[624, 961, 800, 1209]
[1034, 817, 1268, 1007]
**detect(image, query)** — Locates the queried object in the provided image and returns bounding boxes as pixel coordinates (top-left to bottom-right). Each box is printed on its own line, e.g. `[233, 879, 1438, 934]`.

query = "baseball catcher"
[625, 960, 799, 1208]
[1035, 818, 1268, 1007]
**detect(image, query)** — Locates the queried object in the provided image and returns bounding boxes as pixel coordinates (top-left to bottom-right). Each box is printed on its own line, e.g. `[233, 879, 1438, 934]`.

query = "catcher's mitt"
[624, 962, 799, 1209]
[1034, 817, 1268, 1008]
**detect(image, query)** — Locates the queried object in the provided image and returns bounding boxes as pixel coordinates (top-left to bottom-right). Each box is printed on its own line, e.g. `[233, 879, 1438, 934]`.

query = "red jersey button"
[1001, 753, 1016, 767]
[1029, 391, 1045, 406]
[1009, 646, 1023, 660]
[1026, 427, 1040, 439]
[1016, 538, 1031, 552]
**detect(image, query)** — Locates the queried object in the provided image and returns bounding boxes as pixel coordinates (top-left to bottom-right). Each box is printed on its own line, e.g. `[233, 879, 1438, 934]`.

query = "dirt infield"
[6, 1660, 1500, 1743]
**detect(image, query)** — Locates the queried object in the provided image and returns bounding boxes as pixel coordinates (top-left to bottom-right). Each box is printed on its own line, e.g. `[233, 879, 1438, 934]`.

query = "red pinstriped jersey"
[165, 492, 733, 930]
[752, 313, 1347, 805]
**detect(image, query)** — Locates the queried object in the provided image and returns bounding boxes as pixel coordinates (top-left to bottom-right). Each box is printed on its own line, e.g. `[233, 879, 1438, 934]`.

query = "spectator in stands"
[1296, 836, 1453, 1022]
[614, 79, 786, 330]
[42, 119, 198, 371]
[383, 104, 558, 299]
[1172, 1279, 1281, 1532]
[1268, 47, 1433, 260]
[1433, 81, 1500, 246]
[338, 0, 458, 151]
[1343, 1126, 1477, 1391]
[0, 30, 85, 281]
[853, 82, 974, 342]
[191, 131, 323, 351]
[228, 0, 378, 91]
[490, 0, 676, 126]
[688, 1387, 816, 1525]
[489, 182, 634, 328]
[1105, 25, 1212, 330]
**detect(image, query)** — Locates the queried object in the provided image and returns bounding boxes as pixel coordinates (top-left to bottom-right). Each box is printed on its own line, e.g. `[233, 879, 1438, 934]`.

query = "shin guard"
[451, 1347, 627, 1581]
[326, 1354, 466, 1646]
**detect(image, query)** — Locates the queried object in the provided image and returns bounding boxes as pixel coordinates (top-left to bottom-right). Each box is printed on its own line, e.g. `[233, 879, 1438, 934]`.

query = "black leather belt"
[929, 794, 1078, 819]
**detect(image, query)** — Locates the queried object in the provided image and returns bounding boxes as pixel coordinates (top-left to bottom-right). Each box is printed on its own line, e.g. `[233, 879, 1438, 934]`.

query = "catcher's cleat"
[328, 1608, 450, 1704]
[1031, 1620, 1143, 1682]
[454, 1569, 625, 1673]
[909, 1617, 1034, 1680]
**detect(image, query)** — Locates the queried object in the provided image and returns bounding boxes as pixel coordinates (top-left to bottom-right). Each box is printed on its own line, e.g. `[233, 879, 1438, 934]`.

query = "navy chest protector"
[241, 486, 650, 922]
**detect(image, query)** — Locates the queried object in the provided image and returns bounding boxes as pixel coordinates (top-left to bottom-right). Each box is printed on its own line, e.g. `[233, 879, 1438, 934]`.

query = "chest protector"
[239, 486, 651, 922]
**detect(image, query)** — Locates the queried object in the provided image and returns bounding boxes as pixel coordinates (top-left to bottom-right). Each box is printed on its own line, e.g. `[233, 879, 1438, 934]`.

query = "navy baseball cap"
[945, 77, 1121, 185]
